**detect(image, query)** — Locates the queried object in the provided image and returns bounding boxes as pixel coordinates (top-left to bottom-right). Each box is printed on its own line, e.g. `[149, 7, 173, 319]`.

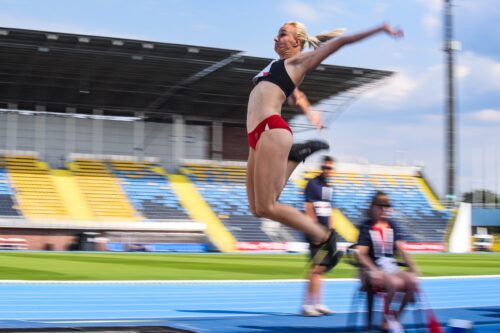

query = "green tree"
[462, 190, 499, 204]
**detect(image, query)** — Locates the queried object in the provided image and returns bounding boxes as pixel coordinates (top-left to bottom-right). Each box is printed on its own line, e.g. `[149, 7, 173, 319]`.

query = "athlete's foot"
[302, 304, 322, 317]
[288, 140, 329, 163]
[315, 304, 334, 315]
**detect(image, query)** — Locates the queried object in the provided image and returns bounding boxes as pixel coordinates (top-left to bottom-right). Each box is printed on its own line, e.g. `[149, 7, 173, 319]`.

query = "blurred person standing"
[302, 156, 343, 316]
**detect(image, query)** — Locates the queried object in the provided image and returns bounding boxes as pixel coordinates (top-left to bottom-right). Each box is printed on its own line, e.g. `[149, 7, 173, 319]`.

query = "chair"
[345, 244, 424, 332]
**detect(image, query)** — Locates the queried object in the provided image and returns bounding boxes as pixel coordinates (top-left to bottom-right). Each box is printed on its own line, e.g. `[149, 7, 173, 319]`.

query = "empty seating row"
[303, 171, 450, 242]
[182, 163, 310, 243]
[183, 163, 451, 244]
[110, 161, 189, 220]
[1, 154, 193, 222]
[3, 155, 69, 220]
[68, 159, 138, 220]
[182, 164, 273, 242]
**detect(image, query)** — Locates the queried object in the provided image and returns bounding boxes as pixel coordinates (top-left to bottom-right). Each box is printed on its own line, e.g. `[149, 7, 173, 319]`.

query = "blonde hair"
[284, 21, 345, 50]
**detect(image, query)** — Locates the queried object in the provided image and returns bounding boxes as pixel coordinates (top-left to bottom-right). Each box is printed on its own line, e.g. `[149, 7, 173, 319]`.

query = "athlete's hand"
[306, 110, 322, 130]
[382, 23, 404, 39]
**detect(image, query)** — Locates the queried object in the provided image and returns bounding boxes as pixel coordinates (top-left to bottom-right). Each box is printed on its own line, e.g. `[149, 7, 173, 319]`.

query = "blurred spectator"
[302, 156, 343, 316]
[356, 191, 418, 330]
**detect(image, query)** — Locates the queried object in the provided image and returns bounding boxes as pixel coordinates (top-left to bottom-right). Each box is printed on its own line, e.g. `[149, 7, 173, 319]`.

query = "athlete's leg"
[275, 161, 299, 201]
[285, 161, 300, 184]
[278, 140, 330, 199]
[253, 129, 327, 244]
[246, 148, 258, 216]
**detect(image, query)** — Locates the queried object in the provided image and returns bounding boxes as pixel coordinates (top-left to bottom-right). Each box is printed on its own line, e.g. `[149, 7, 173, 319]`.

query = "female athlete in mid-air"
[246, 22, 403, 267]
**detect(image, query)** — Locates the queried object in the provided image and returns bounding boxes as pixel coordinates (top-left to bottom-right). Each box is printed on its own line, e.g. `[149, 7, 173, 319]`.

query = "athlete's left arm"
[288, 88, 322, 129]
[288, 23, 403, 78]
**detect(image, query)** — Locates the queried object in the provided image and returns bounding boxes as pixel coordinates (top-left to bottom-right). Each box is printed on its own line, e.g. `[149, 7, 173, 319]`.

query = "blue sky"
[1, 0, 499, 198]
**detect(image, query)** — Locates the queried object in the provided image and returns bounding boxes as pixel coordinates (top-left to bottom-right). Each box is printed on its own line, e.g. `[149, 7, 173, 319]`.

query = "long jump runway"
[0, 276, 498, 332]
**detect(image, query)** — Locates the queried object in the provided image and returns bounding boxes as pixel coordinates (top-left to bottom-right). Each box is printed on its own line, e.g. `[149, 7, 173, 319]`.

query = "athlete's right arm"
[289, 23, 403, 78]
[288, 89, 322, 129]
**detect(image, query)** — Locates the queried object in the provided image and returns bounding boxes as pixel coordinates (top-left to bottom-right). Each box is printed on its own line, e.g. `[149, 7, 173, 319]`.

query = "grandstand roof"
[0, 27, 392, 123]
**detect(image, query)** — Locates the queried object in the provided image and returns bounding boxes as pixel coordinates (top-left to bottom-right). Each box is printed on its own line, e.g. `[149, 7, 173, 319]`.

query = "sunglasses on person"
[321, 165, 334, 171]
[374, 203, 392, 208]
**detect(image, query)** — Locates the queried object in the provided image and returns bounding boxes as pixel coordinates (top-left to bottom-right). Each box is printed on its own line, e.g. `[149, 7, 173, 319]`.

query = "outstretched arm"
[289, 23, 403, 78]
[288, 88, 322, 129]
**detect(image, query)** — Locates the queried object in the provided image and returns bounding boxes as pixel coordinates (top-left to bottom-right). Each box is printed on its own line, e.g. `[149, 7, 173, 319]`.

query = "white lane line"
[36, 319, 164, 324]
[0, 275, 498, 284]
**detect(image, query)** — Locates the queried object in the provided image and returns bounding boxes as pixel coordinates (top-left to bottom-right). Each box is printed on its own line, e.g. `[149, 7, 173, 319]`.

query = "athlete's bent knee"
[255, 204, 273, 219]
[249, 205, 261, 218]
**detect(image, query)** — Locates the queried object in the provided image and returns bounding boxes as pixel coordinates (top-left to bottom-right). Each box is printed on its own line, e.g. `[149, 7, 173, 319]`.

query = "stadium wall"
[0, 228, 76, 251]
[222, 124, 247, 161]
[0, 113, 209, 169]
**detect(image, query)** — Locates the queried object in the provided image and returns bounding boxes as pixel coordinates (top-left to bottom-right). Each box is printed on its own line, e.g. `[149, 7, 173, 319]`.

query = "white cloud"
[316, 2, 357, 19]
[471, 109, 500, 122]
[353, 51, 499, 114]
[418, 0, 442, 36]
[282, 0, 357, 23]
[361, 71, 419, 108]
[456, 64, 471, 80]
[422, 114, 443, 122]
[460, 52, 500, 93]
[420, 0, 442, 12]
[283, 0, 320, 22]
[422, 14, 439, 35]
[321, 101, 500, 196]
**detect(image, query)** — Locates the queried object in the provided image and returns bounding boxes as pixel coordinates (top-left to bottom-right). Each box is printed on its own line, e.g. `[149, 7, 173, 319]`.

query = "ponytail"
[307, 28, 346, 49]
[284, 21, 345, 50]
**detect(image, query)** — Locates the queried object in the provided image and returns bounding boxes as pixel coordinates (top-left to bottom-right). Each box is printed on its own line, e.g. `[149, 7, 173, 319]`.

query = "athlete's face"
[274, 25, 300, 57]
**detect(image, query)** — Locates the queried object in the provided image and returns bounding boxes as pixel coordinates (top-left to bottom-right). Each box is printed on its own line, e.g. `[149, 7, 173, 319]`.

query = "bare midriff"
[246, 81, 287, 133]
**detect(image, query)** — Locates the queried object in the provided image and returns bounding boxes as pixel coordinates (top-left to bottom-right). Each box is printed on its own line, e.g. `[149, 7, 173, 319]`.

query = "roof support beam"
[146, 52, 243, 110]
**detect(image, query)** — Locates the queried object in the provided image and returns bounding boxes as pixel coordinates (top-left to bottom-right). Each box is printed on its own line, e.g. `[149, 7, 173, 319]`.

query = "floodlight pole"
[444, 0, 456, 203]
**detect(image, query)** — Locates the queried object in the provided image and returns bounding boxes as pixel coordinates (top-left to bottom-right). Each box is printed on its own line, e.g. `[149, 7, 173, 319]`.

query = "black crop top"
[253, 59, 296, 98]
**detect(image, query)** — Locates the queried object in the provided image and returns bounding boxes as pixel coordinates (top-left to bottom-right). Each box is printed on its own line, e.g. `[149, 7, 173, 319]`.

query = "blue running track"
[0, 276, 498, 332]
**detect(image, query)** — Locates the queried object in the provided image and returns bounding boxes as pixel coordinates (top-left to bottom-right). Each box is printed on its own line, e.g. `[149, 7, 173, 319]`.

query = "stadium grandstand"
[0, 27, 455, 253]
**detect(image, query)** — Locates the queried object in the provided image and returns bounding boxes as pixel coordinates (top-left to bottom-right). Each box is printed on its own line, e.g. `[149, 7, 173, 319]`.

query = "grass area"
[0, 252, 498, 280]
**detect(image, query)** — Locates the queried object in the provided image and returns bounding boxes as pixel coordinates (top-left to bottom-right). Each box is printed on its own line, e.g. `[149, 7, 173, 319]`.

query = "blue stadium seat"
[183, 165, 451, 243]
[183, 164, 274, 242]
[0, 168, 21, 216]
[110, 163, 189, 220]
